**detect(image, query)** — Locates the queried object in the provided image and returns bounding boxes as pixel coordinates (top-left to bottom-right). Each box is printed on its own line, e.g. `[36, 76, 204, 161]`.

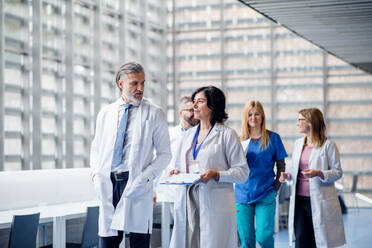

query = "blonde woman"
[235, 101, 287, 248]
[280, 108, 345, 248]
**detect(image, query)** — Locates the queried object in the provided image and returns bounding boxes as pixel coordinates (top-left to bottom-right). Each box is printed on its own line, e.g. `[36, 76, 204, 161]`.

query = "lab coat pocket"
[210, 186, 234, 214]
[211, 144, 227, 168]
[125, 194, 153, 230]
[213, 144, 223, 154]
[321, 197, 341, 222]
[321, 197, 343, 245]
[124, 176, 152, 198]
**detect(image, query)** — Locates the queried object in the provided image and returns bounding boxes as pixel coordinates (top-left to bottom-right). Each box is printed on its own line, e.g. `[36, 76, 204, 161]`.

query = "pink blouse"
[296, 145, 313, 197]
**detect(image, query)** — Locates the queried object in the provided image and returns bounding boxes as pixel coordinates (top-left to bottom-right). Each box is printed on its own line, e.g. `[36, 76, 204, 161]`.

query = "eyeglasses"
[182, 108, 194, 113]
[298, 118, 306, 122]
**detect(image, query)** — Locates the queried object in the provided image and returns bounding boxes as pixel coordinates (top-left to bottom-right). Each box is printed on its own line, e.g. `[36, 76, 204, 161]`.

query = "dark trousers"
[294, 195, 317, 248]
[99, 172, 151, 248]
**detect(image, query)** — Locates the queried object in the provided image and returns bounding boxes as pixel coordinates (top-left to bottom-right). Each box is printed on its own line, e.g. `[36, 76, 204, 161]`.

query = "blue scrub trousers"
[236, 190, 276, 248]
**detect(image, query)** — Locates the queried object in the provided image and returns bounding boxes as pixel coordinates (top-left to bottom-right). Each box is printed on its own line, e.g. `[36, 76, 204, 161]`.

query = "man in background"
[169, 96, 199, 165]
[156, 96, 199, 198]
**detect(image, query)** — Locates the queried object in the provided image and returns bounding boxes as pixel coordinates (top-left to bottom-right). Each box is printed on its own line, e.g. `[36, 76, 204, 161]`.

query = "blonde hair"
[241, 101, 269, 149]
[299, 108, 327, 147]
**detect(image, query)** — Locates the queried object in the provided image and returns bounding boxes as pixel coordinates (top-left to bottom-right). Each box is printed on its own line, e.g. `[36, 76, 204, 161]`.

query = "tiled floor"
[153, 206, 372, 248]
[274, 208, 372, 248]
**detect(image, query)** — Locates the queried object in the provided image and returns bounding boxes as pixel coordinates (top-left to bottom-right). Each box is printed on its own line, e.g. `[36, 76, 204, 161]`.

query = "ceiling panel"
[239, 0, 372, 74]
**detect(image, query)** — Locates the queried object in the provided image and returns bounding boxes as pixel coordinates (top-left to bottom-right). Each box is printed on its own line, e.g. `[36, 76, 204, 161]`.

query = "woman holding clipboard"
[169, 85, 249, 248]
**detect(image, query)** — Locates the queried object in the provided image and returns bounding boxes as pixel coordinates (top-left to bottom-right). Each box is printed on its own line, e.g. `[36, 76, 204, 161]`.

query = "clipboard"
[159, 173, 202, 185]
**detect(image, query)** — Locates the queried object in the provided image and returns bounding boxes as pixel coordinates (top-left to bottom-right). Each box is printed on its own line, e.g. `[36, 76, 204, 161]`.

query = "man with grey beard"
[90, 62, 171, 248]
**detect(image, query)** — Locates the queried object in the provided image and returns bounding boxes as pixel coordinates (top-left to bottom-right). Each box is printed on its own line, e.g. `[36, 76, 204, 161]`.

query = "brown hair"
[178, 96, 192, 110]
[299, 108, 327, 147]
[241, 101, 269, 149]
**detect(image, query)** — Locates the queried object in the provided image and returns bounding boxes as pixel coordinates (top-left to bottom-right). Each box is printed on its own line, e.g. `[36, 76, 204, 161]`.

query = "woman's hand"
[302, 169, 324, 179]
[200, 169, 219, 183]
[279, 172, 291, 182]
[169, 169, 180, 176]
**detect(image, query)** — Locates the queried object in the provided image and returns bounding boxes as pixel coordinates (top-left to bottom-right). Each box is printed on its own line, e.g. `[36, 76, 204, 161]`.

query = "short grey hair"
[115, 62, 144, 86]
[179, 96, 192, 110]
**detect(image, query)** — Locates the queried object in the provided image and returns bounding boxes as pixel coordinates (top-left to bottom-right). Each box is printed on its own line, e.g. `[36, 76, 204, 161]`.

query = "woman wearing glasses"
[169, 86, 249, 248]
[280, 108, 345, 248]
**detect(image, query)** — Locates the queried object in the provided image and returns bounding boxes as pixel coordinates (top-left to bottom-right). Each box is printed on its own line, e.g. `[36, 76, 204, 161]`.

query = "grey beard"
[184, 116, 198, 127]
[123, 91, 142, 106]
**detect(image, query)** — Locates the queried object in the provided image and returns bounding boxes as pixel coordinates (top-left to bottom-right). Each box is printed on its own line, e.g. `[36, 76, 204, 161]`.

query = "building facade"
[167, 0, 372, 195]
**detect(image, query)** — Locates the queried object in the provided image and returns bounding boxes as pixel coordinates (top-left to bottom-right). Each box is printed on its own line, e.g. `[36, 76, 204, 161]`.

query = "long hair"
[299, 108, 327, 147]
[241, 101, 269, 149]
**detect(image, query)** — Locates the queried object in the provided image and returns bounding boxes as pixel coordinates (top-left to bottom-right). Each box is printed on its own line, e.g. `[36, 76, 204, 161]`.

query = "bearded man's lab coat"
[90, 98, 171, 236]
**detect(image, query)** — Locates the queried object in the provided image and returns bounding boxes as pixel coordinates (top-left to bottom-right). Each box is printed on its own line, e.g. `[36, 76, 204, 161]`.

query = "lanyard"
[192, 124, 214, 160]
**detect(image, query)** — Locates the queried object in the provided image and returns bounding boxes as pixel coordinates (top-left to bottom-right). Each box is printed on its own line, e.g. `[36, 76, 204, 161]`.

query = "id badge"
[189, 161, 202, 174]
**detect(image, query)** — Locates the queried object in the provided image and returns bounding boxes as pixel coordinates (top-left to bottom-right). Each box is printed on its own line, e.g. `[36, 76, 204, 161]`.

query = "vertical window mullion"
[32, 0, 42, 170]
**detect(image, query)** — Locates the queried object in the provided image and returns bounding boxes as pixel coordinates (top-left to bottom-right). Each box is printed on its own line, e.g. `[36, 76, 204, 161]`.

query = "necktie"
[111, 104, 132, 168]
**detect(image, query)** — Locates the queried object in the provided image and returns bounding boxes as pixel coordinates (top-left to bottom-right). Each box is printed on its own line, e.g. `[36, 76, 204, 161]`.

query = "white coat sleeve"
[171, 135, 183, 172]
[218, 129, 249, 184]
[283, 160, 295, 182]
[285, 139, 302, 182]
[319, 140, 343, 183]
[90, 110, 103, 178]
[141, 109, 172, 181]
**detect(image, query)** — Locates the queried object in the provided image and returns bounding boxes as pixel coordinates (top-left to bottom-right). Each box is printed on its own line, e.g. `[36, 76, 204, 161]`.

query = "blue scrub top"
[235, 131, 287, 204]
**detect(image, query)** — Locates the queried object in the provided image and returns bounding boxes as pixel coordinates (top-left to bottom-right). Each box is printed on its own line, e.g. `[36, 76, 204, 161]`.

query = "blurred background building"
[1, 0, 167, 171]
[167, 0, 372, 206]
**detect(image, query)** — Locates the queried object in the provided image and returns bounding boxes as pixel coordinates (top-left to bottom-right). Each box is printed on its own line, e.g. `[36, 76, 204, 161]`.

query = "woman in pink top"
[280, 108, 345, 248]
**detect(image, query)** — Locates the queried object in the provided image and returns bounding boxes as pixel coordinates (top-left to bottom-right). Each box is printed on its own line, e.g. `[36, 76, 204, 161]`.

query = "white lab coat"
[287, 137, 345, 248]
[241, 138, 251, 154]
[168, 125, 184, 172]
[170, 123, 249, 248]
[90, 98, 171, 237]
[156, 125, 184, 202]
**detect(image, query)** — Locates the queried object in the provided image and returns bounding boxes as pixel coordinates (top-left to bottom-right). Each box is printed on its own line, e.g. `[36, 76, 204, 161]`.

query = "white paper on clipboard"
[159, 173, 201, 185]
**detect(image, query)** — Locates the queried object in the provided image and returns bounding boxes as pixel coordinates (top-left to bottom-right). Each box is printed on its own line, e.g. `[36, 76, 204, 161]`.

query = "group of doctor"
[90, 62, 346, 248]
